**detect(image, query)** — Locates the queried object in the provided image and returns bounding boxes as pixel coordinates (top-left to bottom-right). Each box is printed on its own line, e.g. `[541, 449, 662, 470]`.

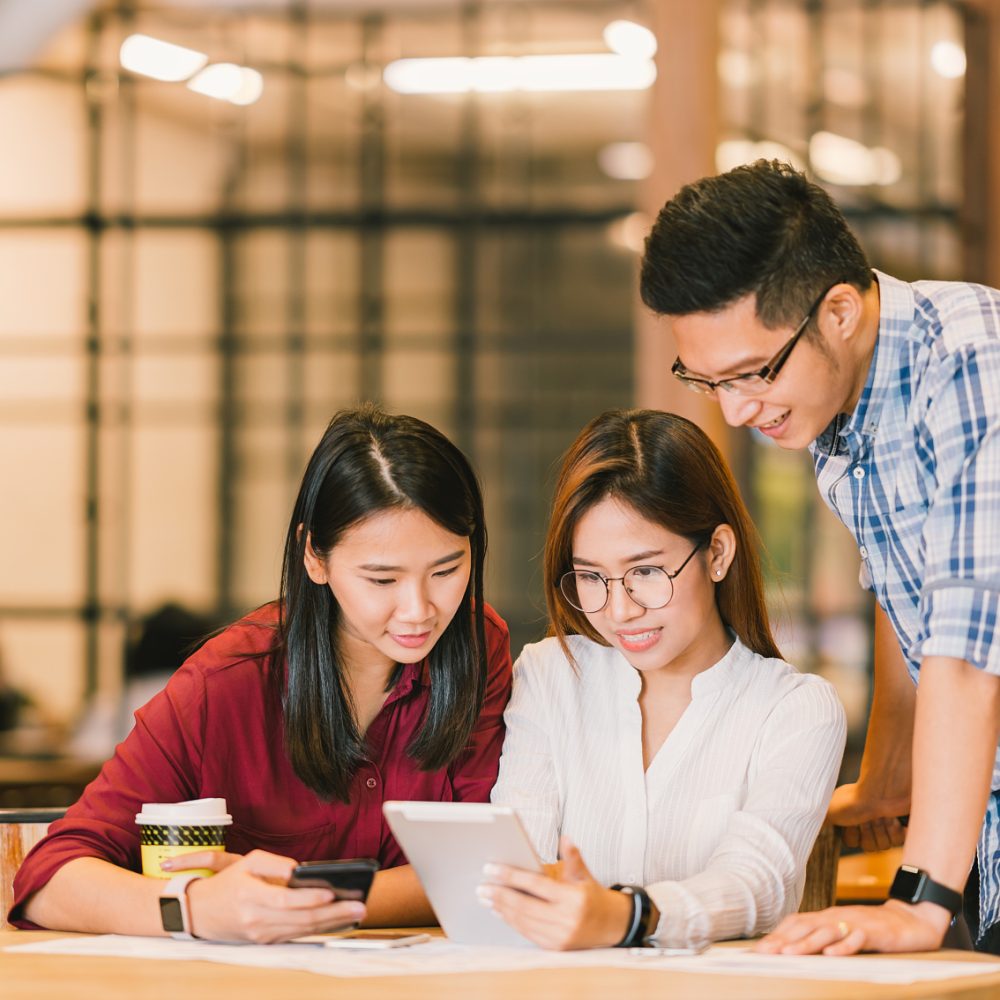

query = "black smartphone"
[288, 858, 379, 901]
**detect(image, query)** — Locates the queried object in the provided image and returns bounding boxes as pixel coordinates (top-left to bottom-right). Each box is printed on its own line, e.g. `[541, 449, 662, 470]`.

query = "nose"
[716, 389, 761, 428]
[604, 578, 645, 624]
[396, 579, 433, 624]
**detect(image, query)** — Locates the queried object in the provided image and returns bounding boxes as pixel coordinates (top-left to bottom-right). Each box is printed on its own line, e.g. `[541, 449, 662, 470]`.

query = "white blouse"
[491, 634, 846, 947]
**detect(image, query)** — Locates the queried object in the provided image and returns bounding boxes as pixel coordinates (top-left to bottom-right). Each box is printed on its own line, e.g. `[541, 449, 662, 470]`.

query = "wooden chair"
[799, 824, 841, 912]
[799, 829, 905, 911]
[0, 808, 64, 929]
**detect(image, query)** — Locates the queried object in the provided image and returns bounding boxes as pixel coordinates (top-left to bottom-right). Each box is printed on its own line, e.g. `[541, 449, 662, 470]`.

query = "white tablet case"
[383, 801, 542, 948]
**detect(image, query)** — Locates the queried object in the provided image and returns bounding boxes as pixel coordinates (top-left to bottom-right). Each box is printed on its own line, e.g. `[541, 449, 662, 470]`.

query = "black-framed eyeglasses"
[559, 541, 704, 615]
[671, 278, 845, 397]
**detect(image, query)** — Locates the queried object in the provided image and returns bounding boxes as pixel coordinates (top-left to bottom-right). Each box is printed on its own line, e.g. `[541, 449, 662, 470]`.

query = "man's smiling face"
[667, 292, 857, 451]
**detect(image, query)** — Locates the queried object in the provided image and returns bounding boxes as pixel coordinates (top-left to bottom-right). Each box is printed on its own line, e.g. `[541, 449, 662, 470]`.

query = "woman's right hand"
[181, 849, 367, 943]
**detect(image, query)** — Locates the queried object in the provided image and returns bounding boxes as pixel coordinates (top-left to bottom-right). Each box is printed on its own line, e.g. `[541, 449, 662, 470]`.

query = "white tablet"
[383, 801, 542, 948]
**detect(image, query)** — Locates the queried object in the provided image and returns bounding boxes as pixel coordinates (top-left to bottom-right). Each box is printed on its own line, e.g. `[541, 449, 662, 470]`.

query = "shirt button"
[853, 466, 865, 479]
[366, 777, 378, 789]
[859, 546, 868, 559]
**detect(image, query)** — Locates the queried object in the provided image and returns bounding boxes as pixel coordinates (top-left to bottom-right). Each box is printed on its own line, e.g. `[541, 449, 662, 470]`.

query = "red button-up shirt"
[11, 603, 512, 926]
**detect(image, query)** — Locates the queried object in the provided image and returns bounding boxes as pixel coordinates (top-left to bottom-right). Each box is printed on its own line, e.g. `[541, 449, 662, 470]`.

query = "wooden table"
[4, 930, 1000, 1000]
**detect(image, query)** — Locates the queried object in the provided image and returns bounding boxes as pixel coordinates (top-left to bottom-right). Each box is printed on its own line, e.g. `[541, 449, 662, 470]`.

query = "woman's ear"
[708, 524, 736, 582]
[302, 529, 328, 585]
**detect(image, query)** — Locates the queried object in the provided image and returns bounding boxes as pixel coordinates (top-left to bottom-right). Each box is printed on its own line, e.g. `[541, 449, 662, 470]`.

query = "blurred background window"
[0, 0, 987, 785]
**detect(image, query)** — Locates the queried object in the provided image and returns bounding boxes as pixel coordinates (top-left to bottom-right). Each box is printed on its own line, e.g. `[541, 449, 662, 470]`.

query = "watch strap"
[889, 865, 963, 916]
[611, 884, 656, 947]
[159, 872, 203, 939]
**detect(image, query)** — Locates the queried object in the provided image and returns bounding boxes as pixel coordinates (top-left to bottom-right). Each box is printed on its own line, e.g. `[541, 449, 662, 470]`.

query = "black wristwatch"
[612, 884, 659, 947]
[888, 865, 963, 916]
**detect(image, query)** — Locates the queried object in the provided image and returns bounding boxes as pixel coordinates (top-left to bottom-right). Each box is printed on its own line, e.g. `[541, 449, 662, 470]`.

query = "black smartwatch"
[611, 884, 659, 947]
[888, 865, 963, 916]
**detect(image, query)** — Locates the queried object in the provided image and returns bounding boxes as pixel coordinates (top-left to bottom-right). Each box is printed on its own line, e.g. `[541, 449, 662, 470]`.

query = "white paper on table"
[7, 936, 1000, 985]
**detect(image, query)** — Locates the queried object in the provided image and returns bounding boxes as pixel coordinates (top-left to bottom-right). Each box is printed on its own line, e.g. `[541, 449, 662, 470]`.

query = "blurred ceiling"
[0, 0, 553, 73]
[0, 0, 96, 72]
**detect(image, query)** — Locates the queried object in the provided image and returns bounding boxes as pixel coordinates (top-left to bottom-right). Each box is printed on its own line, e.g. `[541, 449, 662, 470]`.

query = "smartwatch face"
[159, 896, 185, 934]
[889, 865, 925, 902]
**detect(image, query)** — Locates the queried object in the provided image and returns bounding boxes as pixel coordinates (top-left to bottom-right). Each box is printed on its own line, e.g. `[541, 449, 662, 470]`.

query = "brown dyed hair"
[544, 409, 781, 662]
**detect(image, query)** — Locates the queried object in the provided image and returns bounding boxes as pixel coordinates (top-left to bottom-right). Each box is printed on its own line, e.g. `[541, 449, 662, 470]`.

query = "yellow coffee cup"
[136, 798, 232, 878]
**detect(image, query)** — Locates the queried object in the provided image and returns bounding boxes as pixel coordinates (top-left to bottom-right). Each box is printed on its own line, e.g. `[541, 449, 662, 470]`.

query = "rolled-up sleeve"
[914, 343, 1000, 675]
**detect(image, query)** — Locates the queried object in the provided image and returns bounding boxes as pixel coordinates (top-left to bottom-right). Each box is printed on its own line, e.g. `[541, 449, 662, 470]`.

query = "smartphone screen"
[288, 858, 379, 901]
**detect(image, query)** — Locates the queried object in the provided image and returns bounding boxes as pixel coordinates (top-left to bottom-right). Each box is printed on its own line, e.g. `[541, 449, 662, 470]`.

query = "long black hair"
[277, 403, 488, 802]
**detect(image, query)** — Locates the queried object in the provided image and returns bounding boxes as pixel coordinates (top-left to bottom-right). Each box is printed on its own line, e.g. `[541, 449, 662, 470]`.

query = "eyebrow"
[358, 549, 466, 572]
[573, 550, 663, 567]
[684, 354, 767, 379]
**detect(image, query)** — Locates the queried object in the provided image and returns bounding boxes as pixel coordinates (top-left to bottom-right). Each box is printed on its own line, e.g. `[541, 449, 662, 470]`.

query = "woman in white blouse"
[483, 409, 846, 950]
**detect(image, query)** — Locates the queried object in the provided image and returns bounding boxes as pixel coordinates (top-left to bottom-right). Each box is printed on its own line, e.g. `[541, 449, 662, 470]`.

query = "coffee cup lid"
[135, 797, 233, 826]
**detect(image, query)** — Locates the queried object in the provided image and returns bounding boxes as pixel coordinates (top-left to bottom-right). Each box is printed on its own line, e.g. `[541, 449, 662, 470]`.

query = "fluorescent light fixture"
[383, 54, 655, 95]
[119, 33, 207, 82]
[603, 20, 657, 60]
[716, 139, 804, 174]
[809, 131, 901, 186]
[598, 142, 654, 180]
[188, 63, 264, 105]
[930, 40, 966, 79]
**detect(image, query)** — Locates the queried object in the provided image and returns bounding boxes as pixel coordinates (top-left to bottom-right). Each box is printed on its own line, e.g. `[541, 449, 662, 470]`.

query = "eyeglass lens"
[560, 566, 673, 614]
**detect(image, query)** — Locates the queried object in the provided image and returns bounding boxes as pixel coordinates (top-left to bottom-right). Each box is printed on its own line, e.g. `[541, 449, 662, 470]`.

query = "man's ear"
[826, 282, 865, 345]
[302, 528, 328, 585]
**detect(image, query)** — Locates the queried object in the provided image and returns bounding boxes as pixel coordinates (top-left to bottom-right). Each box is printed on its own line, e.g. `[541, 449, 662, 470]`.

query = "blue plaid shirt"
[810, 270, 1000, 934]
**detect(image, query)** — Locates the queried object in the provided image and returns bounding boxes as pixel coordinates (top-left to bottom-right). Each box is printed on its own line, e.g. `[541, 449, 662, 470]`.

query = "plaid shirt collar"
[813, 270, 914, 459]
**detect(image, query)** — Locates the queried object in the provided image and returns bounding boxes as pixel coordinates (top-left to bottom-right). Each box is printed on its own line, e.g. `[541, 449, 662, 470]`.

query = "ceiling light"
[809, 131, 901, 186]
[598, 142, 654, 180]
[603, 20, 657, 60]
[383, 54, 655, 95]
[187, 63, 264, 106]
[119, 33, 207, 82]
[930, 40, 966, 79]
[716, 139, 804, 174]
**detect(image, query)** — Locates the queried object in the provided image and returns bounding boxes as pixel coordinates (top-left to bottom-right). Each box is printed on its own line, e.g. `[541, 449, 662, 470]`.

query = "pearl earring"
[715, 570, 722, 577]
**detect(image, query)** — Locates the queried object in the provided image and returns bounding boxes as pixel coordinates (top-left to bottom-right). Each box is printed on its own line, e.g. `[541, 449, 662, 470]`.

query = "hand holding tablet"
[383, 801, 542, 947]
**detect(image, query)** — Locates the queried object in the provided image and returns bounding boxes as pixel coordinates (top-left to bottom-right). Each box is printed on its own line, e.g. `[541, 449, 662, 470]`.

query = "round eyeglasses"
[559, 541, 704, 615]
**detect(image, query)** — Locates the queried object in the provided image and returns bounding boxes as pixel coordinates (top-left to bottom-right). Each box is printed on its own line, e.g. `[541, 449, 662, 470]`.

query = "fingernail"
[347, 904, 366, 918]
[482, 863, 501, 878]
[161, 860, 175, 871]
[476, 888, 494, 909]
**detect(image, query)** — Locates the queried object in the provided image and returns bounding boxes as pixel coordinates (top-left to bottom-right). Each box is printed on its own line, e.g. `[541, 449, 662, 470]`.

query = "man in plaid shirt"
[639, 160, 1000, 955]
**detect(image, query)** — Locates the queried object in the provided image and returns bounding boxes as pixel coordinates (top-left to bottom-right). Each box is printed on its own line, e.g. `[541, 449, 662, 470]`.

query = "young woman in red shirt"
[11, 404, 511, 942]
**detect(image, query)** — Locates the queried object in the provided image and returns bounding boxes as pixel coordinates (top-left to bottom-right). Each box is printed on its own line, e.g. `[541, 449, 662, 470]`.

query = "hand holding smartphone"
[288, 858, 379, 901]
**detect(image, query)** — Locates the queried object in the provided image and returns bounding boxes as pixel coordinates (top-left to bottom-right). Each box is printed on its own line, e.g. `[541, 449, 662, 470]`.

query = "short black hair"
[640, 160, 872, 330]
